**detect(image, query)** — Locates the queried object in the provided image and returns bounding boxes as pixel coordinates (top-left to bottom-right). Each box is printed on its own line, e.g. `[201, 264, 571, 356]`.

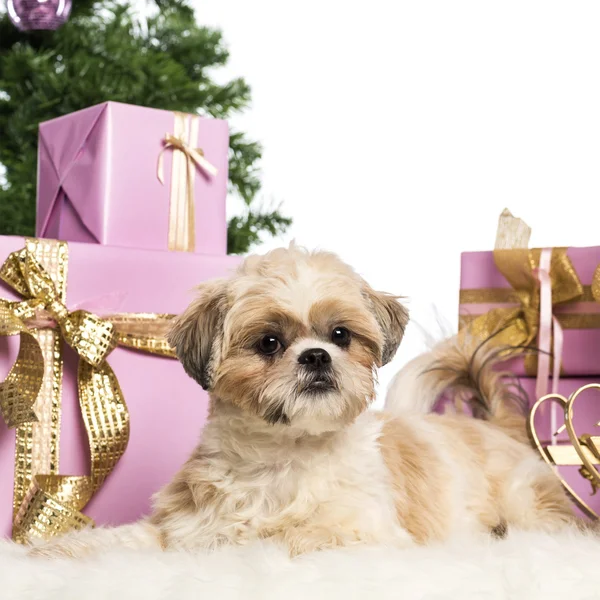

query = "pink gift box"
[36, 101, 229, 255]
[0, 236, 240, 538]
[459, 247, 600, 376]
[435, 376, 600, 519]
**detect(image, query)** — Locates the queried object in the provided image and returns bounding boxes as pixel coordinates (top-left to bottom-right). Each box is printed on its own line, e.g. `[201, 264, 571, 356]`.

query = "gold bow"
[460, 210, 583, 370]
[1, 247, 117, 429]
[0, 240, 176, 542]
[157, 113, 218, 253]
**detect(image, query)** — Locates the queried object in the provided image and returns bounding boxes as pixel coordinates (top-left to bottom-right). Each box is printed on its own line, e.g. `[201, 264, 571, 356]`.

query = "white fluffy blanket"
[1, 529, 599, 600]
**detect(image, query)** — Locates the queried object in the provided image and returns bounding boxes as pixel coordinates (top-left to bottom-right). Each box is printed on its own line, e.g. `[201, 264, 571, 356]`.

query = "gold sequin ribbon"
[0, 239, 176, 542]
[592, 265, 600, 304]
[157, 112, 218, 253]
[459, 209, 584, 374]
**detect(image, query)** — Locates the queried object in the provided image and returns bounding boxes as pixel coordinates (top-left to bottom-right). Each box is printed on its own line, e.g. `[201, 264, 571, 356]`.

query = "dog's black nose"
[298, 348, 332, 369]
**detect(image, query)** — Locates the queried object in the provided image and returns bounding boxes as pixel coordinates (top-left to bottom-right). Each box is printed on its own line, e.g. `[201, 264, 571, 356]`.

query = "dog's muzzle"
[298, 348, 332, 371]
[297, 348, 337, 394]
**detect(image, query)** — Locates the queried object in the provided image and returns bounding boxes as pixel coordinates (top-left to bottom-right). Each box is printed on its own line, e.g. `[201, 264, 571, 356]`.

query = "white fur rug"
[1, 530, 599, 600]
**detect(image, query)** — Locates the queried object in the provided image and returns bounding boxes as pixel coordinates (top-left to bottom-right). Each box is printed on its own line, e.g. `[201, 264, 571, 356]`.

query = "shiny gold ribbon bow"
[0, 247, 117, 429]
[0, 240, 176, 542]
[157, 113, 218, 253]
[461, 210, 583, 370]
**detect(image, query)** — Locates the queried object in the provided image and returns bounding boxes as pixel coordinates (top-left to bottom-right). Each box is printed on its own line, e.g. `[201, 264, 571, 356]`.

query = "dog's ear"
[363, 287, 409, 366]
[167, 279, 229, 391]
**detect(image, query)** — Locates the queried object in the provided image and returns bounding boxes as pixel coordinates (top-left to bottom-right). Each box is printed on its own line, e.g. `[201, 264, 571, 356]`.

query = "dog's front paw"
[27, 538, 88, 560]
[282, 526, 360, 557]
[281, 522, 414, 557]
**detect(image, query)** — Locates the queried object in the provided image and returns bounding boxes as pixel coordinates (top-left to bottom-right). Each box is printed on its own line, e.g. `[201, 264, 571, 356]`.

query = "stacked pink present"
[0, 102, 240, 542]
[456, 210, 600, 518]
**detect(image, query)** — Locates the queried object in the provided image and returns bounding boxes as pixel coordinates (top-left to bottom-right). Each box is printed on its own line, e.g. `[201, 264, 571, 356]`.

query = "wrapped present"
[36, 101, 229, 254]
[0, 236, 240, 542]
[435, 376, 600, 519]
[459, 210, 600, 386]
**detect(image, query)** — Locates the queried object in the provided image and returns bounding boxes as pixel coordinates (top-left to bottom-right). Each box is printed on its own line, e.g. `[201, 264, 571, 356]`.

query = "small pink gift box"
[0, 236, 240, 540]
[435, 376, 600, 519]
[36, 101, 229, 255]
[459, 246, 600, 377]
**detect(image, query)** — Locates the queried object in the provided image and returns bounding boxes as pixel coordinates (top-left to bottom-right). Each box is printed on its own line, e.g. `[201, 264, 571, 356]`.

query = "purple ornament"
[6, 0, 71, 31]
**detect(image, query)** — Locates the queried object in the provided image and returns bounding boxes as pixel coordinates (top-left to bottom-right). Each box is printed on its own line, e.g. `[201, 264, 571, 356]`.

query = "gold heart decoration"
[528, 383, 600, 520]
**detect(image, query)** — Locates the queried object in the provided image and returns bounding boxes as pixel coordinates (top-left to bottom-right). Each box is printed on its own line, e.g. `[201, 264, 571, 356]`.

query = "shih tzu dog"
[29, 244, 576, 559]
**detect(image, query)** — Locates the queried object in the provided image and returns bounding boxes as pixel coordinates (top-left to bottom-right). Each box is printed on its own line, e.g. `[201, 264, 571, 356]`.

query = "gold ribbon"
[592, 264, 600, 304]
[157, 113, 218, 253]
[0, 240, 176, 542]
[459, 210, 583, 372]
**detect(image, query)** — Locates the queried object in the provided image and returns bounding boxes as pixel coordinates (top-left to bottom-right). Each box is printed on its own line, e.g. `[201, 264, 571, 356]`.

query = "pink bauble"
[6, 0, 71, 31]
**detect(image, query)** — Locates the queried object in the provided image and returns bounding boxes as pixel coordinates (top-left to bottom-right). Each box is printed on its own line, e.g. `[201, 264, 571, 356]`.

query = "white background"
[194, 0, 600, 408]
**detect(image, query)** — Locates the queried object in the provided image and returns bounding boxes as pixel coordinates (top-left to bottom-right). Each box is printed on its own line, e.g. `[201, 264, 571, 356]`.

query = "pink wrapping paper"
[435, 376, 600, 518]
[0, 236, 240, 538]
[36, 101, 229, 255]
[459, 247, 600, 376]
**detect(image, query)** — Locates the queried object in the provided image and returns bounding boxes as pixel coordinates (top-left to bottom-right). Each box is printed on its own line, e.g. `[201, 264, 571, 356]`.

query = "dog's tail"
[384, 333, 529, 443]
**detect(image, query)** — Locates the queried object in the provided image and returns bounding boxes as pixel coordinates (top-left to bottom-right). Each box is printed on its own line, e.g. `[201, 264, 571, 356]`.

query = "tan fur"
[379, 416, 451, 543]
[385, 334, 578, 538]
[28, 244, 580, 561]
[379, 409, 576, 544]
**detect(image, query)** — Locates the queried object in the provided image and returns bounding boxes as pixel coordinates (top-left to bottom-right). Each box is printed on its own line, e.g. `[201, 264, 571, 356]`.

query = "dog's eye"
[331, 327, 351, 347]
[258, 335, 282, 355]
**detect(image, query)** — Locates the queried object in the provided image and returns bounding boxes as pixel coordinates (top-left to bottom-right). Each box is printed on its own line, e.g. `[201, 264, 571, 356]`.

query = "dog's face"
[168, 246, 408, 434]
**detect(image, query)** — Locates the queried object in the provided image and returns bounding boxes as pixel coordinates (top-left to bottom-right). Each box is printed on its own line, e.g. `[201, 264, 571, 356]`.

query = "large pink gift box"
[36, 101, 229, 255]
[0, 236, 240, 539]
[459, 247, 600, 376]
[435, 376, 600, 519]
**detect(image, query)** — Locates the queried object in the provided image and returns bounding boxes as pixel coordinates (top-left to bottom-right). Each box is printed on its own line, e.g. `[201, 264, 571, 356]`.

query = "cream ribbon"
[157, 113, 218, 253]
